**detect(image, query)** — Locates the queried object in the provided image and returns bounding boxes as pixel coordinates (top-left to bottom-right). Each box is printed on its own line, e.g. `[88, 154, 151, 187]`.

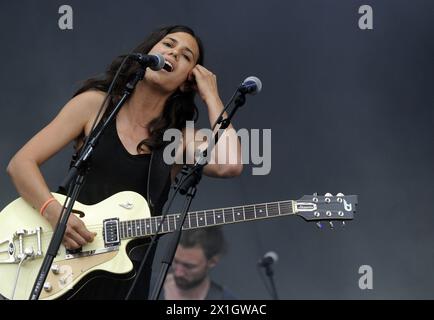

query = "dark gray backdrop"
[1, 0, 433, 299]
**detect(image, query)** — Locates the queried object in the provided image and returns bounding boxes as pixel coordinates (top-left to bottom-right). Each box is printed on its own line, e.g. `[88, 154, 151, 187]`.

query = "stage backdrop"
[0, 0, 433, 299]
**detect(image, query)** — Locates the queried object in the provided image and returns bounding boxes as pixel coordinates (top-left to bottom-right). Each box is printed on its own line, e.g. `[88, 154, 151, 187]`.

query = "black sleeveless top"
[56, 115, 173, 299]
[77, 118, 152, 205]
[62, 116, 172, 216]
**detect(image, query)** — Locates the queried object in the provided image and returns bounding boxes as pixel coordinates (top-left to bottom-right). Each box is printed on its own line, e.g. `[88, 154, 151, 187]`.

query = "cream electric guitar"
[0, 191, 357, 300]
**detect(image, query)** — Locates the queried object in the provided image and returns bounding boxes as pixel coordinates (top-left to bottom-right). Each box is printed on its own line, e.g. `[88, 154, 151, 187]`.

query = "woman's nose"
[169, 49, 179, 60]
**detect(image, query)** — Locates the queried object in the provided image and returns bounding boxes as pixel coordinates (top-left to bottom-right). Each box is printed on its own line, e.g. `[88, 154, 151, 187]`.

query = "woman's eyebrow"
[166, 37, 195, 59]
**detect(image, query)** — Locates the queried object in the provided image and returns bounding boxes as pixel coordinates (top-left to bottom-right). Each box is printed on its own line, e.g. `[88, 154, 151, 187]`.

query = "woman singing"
[7, 25, 242, 299]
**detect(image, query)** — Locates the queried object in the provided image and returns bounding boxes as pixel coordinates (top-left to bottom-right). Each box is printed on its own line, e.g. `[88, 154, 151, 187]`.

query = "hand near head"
[185, 65, 220, 104]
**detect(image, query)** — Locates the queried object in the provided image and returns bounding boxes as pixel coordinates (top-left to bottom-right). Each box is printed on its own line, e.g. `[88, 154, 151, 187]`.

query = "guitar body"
[0, 191, 152, 300]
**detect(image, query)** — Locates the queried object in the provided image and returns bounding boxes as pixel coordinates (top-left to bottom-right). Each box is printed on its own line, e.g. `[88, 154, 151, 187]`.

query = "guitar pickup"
[103, 218, 121, 248]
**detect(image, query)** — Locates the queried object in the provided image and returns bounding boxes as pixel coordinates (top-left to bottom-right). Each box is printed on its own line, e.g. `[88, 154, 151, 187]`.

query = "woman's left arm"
[187, 65, 243, 178]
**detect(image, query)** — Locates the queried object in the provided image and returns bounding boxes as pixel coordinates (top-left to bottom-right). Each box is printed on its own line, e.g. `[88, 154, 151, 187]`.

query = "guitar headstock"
[295, 193, 358, 228]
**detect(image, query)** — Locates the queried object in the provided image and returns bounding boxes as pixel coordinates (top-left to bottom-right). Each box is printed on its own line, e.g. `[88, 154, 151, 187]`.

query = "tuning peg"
[325, 193, 333, 197]
[337, 193, 344, 197]
[329, 221, 334, 229]
[316, 222, 323, 229]
[313, 192, 318, 196]
[342, 221, 346, 227]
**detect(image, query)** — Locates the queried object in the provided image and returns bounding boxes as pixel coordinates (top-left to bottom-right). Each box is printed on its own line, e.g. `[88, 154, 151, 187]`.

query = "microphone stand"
[149, 91, 247, 300]
[264, 263, 279, 300]
[29, 68, 146, 300]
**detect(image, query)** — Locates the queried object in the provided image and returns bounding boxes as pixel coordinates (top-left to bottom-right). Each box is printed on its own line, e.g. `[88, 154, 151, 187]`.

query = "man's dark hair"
[179, 227, 227, 260]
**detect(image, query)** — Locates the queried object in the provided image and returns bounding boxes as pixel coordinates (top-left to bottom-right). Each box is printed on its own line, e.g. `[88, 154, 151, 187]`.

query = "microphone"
[238, 76, 262, 95]
[130, 53, 166, 71]
[258, 251, 278, 267]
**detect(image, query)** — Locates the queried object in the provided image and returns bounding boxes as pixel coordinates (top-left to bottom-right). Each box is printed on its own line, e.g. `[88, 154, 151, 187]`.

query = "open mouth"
[163, 61, 173, 72]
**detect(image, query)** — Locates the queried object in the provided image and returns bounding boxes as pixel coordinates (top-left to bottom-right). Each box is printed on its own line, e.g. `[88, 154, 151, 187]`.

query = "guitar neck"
[119, 200, 296, 240]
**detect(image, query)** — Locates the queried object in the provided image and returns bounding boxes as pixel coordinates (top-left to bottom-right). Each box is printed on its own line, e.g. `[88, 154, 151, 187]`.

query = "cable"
[256, 264, 274, 299]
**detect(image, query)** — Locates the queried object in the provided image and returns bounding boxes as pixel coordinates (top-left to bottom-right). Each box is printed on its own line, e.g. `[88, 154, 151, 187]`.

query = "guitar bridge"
[0, 227, 43, 264]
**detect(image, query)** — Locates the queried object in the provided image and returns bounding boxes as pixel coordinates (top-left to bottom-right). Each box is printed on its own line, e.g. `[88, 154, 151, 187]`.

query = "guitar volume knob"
[51, 264, 60, 275]
[43, 282, 52, 292]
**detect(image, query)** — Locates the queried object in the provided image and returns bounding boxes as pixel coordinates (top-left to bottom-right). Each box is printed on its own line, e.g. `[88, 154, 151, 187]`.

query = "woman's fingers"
[66, 227, 87, 247]
[190, 65, 219, 102]
[63, 237, 80, 250]
[72, 217, 96, 242]
[61, 215, 96, 249]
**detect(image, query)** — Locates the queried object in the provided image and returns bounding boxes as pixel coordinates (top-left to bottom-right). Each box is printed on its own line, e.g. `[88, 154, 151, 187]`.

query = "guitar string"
[35, 204, 292, 240]
[33, 201, 292, 232]
[8, 202, 295, 250]
[15, 212, 292, 246]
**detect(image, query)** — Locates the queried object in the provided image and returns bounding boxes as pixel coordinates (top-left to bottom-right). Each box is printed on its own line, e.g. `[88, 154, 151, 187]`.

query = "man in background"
[160, 226, 236, 300]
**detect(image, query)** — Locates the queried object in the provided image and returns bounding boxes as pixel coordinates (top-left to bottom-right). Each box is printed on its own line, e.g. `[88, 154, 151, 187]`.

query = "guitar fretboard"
[118, 200, 294, 240]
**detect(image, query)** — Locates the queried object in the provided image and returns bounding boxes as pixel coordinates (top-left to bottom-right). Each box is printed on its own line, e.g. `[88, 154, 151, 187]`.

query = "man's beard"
[174, 272, 207, 290]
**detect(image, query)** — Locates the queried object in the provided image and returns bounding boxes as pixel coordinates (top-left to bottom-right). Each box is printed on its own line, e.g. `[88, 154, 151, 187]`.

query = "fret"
[166, 218, 171, 233]
[255, 204, 267, 218]
[224, 208, 234, 223]
[188, 213, 192, 229]
[173, 214, 178, 230]
[190, 212, 198, 228]
[177, 214, 182, 230]
[140, 220, 145, 236]
[123, 221, 127, 238]
[180, 214, 187, 230]
[215, 209, 224, 224]
[156, 217, 163, 233]
[183, 214, 191, 230]
[151, 217, 156, 234]
[205, 210, 214, 226]
[155, 217, 161, 233]
[119, 222, 124, 238]
[127, 220, 132, 238]
[131, 220, 135, 237]
[197, 211, 206, 227]
[155, 218, 160, 234]
[134, 220, 139, 236]
[145, 219, 151, 235]
[168, 215, 175, 232]
[159, 216, 165, 232]
[134, 220, 140, 237]
[234, 206, 244, 222]
[164, 215, 170, 232]
[171, 217, 176, 232]
[267, 202, 279, 216]
[119, 222, 123, 238]
[279, 201, 292, 215]
[244, 205, 255, 220]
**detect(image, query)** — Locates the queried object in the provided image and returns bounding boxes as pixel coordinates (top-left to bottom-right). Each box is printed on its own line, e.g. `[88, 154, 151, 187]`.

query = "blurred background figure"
[160, 226, 236, 300]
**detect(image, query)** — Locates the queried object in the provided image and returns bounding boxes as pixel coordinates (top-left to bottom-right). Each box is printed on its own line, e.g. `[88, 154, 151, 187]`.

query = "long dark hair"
[74, 25, 205, 152]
